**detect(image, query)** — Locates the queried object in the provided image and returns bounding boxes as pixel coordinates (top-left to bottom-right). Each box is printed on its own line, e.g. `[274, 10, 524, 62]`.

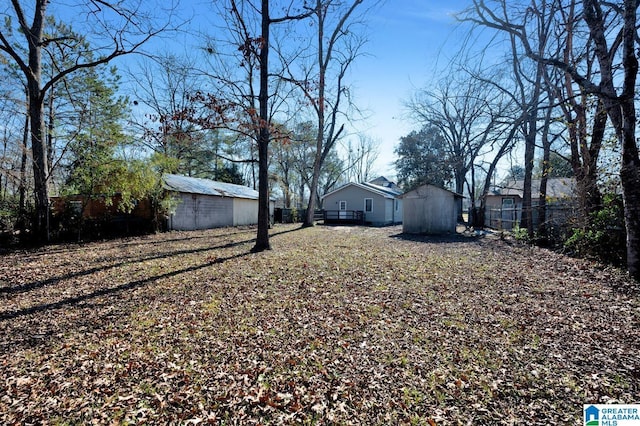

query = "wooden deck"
[323, 210, 364, 225]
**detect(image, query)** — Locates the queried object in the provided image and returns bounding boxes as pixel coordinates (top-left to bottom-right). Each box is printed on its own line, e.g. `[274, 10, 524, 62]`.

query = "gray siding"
[402, 185, 457, 234]
[323, 185, 399, 226]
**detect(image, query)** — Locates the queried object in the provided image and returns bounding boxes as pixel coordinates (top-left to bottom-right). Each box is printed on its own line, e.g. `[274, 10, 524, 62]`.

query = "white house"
[163, 174, 273, 231]
[321, 177, 403, 226]
[401, 184, 463, 234]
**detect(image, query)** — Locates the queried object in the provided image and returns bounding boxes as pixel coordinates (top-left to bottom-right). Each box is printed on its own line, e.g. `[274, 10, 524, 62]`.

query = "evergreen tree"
[395, 125, 453, 191]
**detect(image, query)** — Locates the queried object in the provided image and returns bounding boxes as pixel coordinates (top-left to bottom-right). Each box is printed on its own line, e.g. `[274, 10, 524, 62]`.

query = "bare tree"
[541, 1, 605, 225]
[281, 0, 369, 227]
[344, 134, 379, 183]
[0, 0, 176, 241]
[408, 71, 512, 222]
[466, 0, 640, 279]
[463, 1, 570, 236]
[126, 54, 245, 181]
[219, 0, 312, 251]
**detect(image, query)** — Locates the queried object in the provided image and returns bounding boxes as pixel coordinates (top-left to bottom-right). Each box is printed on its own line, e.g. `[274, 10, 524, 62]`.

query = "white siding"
[233, 198, 259, 226]
[169, 193, 234, 230]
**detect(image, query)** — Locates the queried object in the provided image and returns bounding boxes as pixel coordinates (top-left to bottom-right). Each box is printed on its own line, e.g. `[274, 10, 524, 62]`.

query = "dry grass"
[1, 224, 639, 425]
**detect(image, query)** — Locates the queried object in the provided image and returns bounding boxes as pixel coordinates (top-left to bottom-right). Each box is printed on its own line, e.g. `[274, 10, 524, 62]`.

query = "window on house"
[69, 200, 83, 215]
[502, 198, 515, 208]
[395, 199, 399, 211]
[339, 200, 347, 210]
[365, 198, 373, 212]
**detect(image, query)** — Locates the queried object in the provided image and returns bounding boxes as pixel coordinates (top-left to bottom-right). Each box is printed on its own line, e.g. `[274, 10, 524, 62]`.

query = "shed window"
[339, 200, 347, 210]
[365, 198, 373, 213]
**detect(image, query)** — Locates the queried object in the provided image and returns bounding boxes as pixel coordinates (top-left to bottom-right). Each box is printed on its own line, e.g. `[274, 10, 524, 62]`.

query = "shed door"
[339, 200, 347, 219]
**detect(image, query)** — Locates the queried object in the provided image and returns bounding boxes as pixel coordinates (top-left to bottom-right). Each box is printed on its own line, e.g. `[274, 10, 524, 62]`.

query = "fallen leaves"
[0, 225, 638, 424]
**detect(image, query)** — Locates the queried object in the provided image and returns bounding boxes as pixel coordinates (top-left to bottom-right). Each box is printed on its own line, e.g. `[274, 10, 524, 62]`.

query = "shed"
[401, 184, 463, 234]
[321, 177, 403, 226]
[163, 174, 273, 231]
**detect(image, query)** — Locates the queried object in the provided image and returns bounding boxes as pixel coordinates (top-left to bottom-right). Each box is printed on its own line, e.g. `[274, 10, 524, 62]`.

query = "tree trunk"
[303, 0, 326, 228]
[29, 81, 49, 242]
[17, 107, 30, 231]
[251, 0, 271, 252]
[22, 0, 49, 242]
[583, 0, 640, 279]
[620, 145, 640, 280]
[47, 88, 55, 178]
[569, 99, 605, 226]
[537, 91, 555, 239]
[454, 171, 464, 222]
[618, 0, 640, 279]
[559, 7, 605, 225]
[304, 156, 321, 227]
[520, 113, 536, 235]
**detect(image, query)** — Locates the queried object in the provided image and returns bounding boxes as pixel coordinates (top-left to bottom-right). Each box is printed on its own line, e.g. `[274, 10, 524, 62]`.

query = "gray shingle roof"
[163, 174, 258, 200]
[361, 182, 403, 197]
[493, 178, 576, 199]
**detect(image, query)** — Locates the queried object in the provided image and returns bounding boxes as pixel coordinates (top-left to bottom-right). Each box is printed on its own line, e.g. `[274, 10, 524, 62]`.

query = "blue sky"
[349, 1, 471, 178]
[147, 0, 473, 179]
[48, 0, 471, 180]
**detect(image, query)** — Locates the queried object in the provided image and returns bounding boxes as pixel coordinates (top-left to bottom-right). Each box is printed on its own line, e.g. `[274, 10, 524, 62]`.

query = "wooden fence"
[273, 208, 323, 223]
[485, 204, 578, 231]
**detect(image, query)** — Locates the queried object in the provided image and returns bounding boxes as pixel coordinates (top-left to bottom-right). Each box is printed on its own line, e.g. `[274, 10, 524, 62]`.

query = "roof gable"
[321, 182, 400, 200]
[163, 174, 259, 200]
[367, 176, 403, 193]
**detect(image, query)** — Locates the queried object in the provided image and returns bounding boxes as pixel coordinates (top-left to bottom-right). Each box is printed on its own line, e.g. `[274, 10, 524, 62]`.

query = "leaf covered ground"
[1, 224, 639, 425]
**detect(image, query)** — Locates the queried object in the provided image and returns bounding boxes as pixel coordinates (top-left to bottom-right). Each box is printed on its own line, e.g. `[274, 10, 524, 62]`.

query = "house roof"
[368, 176, 403, 193]
[361, 181, 404, 197]
[321, 181, 401, 200]
[400, 183, 464, 199]
[163, 174, 259, 200]
[491, 177, 576, 199]
[322, 177, 404, 200]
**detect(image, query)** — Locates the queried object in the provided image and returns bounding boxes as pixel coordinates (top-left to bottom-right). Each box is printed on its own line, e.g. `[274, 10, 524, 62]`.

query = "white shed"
[401, 184, 463, 234]
[163, 174, 272, 231]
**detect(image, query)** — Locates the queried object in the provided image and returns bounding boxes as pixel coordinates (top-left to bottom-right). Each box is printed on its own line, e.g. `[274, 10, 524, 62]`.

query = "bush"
[512, 224, 532, 243]
[564, 194, 626, 266]
[0, 197, 20, 232]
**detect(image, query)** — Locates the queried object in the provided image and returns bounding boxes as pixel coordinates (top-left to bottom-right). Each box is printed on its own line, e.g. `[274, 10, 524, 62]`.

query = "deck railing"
[323, 210, 364, 224]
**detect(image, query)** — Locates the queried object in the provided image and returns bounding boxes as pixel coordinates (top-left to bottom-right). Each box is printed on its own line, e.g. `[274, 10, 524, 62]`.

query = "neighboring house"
[163, 174, 274, 231]
[50, 194, 154, 237]
[484, 177, 577, 230]
[401, 184, 463, 234]
[321, 176, 403, 226]
[51, 193, 152, 221]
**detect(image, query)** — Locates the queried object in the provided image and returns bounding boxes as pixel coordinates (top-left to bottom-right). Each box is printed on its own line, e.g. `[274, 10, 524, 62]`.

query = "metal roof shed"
[401, 184, 463, 234]
[163, 174, 267, 231]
